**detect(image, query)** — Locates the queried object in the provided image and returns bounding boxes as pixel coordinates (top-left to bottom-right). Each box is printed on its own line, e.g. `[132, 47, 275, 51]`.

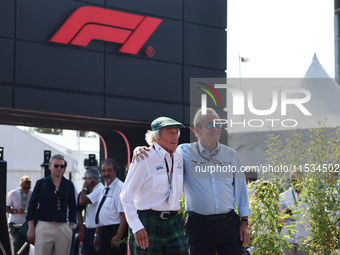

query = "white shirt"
[86, 182, 104, 228]
[120, 142, 184, 234]
[279, 187, 311, 243]
[6, 188, 32, 224]
[96, 178, 124, 227]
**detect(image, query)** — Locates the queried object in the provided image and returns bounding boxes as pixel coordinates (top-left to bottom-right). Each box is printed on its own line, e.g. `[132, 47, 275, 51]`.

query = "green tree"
[249, 180, 289, 255]
[264, 120, 340, 254]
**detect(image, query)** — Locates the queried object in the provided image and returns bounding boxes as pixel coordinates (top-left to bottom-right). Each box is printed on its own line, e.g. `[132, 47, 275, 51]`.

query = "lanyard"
[93, 182, 102, 191]
[195, 142, 224, 166]
[291, 189, 298, 206]
[19, 189, 28, 209]
[164, 156, 174, 187]
[54, 186, 62, 210]
[153, 145, 174, 186]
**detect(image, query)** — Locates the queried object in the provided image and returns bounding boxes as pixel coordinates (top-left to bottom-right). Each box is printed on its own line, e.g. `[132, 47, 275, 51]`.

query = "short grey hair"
[145, 128, 181, 146]
[193, 108, 220, 128]
[49, 154, 65, 164]
[85, 168, 101, 182]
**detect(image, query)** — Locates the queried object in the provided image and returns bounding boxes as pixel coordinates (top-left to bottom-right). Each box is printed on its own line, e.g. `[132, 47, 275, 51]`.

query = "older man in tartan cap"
[120, 116, 188, 255]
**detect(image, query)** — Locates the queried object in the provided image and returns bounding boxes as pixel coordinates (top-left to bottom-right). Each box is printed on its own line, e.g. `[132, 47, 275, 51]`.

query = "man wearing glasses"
[6, 175, 33, 255]
[133, 108, 251, 255]
[26, 154, 77, 255]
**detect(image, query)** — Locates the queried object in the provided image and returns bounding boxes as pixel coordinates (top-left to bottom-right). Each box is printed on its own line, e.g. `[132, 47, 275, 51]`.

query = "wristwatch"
[94, 233, 100, 238]
[83, 187, 88, 191]
[240, 218, 249, 224]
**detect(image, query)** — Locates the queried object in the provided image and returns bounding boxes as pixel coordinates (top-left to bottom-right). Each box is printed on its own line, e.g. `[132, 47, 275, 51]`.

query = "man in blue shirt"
[134, 108, 251, 255]
[26, 154, 77, 255]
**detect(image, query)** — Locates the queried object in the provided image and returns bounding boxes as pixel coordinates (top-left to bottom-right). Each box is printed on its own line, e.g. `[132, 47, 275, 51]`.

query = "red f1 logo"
[49, 6, 162, 55]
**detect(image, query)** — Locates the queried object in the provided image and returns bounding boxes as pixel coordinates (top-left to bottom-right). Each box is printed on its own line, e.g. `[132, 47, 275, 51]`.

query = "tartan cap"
[151, 117, 185, 131]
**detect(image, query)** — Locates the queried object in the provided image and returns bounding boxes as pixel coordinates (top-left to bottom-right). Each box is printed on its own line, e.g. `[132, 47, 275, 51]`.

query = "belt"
[189, 210, 234, 221]
[138, 210, 178, 220]
[86, 227, 96, 232]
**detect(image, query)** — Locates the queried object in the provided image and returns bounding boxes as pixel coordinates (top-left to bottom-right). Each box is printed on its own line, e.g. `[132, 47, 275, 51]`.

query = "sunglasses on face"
[51, 164, 65, 169]
[22, 187, 30, 190]
[206, 122, 222, 129]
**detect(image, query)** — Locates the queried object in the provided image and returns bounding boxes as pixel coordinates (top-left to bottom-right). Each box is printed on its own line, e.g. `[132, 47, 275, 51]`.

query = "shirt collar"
[153, 142, 172, 158]
[106, 178, 117, 188]
[47, 175, 66, 184]
[197, 140, 221, 156]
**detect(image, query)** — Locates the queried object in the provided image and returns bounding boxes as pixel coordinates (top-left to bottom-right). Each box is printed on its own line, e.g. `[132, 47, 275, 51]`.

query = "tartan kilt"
[128, 211, 188, 255]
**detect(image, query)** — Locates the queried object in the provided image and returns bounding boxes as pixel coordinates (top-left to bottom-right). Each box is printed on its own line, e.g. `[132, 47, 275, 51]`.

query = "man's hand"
[283, 208, 293, 216]
[83, 178, 91, 189]
[17, 208, 25, 214]
[27, 227, 35, 243]
[135, 228, 149, 249]
[69, 223, 75, 230]
[239, 221, 250, 247]
[110, 233, 123, 247]
[79, 184, 92, 206]
[93, 236, 100, 251]
[132, 147, 151, 163]
[77, 223, 85, 234]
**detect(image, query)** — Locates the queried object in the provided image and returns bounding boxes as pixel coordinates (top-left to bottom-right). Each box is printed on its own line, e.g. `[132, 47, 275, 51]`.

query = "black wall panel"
[105, 55, 182, 102]
[0, 38, 14, 83]
[0, 1, 15, 38]
[17, 0, 82, 43]
[105, 18, 183, 64]
[75, 0, 105, 5]
[144, 18, 183, 64]
[14, 88, 104, 117]
[183, 66, 226, 104]
[17, 0, 105, 52]
[184, 23, 226, 70]
[0, 85, 12, 108]
[0, 0, 227, 172]
[16, 41, 104, 93]
[184, 0, 227, 28]
[106, 0, 183, 20]
[106, 98, 184, 123]
[184, 105, 191, 128]
[0, 0, 227, 126]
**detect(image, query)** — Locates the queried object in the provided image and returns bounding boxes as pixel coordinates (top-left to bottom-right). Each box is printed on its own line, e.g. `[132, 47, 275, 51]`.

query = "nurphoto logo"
[198, 82, 312, 129]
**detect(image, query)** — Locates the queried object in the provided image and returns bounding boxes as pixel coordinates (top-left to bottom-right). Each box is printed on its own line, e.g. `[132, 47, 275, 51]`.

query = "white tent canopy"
[228, 54, 340, 167]
[0, 125, 78, 193]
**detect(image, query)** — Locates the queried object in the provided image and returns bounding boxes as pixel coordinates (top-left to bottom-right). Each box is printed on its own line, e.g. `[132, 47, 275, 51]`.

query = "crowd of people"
[7, 107, 333, 255]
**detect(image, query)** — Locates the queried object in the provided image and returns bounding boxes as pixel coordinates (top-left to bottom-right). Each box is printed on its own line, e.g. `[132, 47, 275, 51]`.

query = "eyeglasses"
[51, 164, 65, 169]
[206, 122, 222, 129]
[22, 187, 30, 190]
